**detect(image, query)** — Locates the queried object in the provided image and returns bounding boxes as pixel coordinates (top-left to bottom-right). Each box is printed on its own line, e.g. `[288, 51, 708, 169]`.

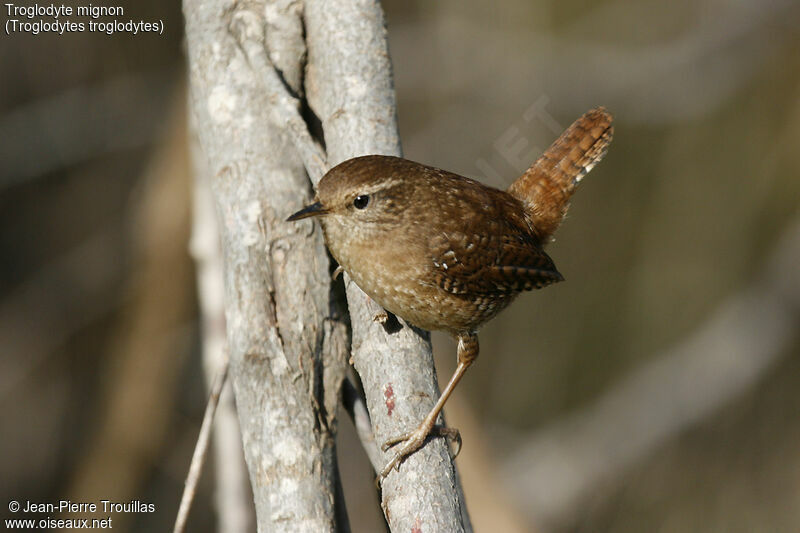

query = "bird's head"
[287, 155, 421, 263]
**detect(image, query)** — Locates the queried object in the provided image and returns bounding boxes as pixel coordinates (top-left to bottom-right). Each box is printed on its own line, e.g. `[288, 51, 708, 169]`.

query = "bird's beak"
[287, 201, 328, 221]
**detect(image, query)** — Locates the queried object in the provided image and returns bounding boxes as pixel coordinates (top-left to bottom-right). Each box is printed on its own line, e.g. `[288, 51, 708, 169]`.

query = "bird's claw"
[377, 425, 462, 484]
[378, 431, 424, 482]
[443, 427, 462, 459]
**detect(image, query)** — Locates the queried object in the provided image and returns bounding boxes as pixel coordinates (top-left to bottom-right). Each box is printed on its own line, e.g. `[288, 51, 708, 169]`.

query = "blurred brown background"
[1, 0, 798, 531]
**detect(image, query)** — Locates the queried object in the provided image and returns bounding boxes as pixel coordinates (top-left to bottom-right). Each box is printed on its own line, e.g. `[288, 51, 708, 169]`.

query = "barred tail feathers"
[507, 107, 613, 241]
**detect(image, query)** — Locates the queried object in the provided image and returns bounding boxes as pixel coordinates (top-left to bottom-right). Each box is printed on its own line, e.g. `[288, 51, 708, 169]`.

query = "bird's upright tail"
[507, 107, 613, 242]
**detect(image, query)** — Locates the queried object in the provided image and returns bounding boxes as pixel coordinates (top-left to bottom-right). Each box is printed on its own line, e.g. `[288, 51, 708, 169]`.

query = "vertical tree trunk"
[184, 1, 349, 530]
[304, 1, 472, 530]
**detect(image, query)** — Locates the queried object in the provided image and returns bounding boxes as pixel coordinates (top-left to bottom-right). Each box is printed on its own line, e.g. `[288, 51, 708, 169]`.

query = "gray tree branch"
[184, 0, 349, 530]
[303, 1, 472, 530]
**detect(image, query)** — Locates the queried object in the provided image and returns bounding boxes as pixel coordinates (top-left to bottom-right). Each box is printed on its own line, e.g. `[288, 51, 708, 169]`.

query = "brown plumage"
[288, 107, 613, 480]
[508, 106, 614, 240]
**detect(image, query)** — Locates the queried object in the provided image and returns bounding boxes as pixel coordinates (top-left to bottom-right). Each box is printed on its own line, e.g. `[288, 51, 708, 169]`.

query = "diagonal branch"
[173, 353, 229, 533]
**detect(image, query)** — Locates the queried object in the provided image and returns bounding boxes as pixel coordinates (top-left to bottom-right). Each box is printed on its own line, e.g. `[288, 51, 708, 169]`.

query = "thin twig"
[173, 353, 230, 533]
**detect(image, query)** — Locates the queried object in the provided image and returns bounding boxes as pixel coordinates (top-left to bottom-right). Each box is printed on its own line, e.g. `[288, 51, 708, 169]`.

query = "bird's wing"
[428, 230, 563, 296]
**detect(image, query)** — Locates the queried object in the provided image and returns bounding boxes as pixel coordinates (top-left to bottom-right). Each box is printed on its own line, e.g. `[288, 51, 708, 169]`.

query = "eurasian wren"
[288, 107, 613, 480]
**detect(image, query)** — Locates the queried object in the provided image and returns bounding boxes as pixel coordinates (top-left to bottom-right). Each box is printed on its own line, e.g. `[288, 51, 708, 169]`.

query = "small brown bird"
[288, 107, 613, 480]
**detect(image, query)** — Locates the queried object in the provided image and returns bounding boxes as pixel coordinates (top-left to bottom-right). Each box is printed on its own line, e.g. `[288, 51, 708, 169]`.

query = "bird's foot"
[331, 265, 344, 281]
[372, 309, 403, 334]
[378, 425, 461, 482]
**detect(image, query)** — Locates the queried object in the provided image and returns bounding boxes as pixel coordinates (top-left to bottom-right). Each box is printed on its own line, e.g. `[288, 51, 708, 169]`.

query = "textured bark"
[304, 1, 472, 531]
[184, 1, 349, 531]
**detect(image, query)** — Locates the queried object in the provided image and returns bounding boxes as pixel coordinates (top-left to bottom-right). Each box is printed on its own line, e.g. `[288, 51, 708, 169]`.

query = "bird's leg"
[379, 333, 478, 481]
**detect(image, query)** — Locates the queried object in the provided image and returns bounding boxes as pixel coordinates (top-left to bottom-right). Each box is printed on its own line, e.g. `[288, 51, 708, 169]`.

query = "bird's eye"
[353, 195, 370, 209]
